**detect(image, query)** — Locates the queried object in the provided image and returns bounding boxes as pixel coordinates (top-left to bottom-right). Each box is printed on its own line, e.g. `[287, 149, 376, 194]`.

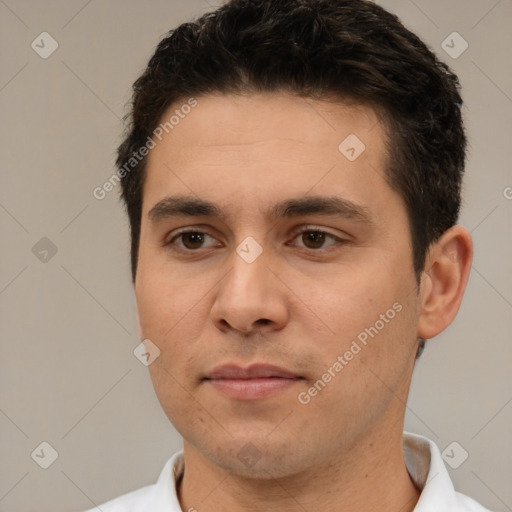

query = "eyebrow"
[148, 194, 374, 225]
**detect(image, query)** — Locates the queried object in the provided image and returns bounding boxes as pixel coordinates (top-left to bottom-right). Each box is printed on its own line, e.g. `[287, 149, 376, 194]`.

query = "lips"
[204, 364, 302, 400]
[206, 364, 299, 380]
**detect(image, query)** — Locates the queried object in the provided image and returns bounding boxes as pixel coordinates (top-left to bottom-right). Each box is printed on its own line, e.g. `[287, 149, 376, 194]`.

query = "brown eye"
[292, 229, 340, 251]
[180, 232, 206, 250]
[167, 230, 219, 251]
[302, 231, 327, 249]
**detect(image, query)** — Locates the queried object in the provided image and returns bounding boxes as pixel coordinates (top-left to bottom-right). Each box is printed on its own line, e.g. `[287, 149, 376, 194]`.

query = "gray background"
[0, 0, 511, 510]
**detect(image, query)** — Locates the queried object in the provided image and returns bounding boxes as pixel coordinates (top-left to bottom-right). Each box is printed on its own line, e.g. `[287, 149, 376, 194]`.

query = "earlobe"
[417, 225, 473, 340]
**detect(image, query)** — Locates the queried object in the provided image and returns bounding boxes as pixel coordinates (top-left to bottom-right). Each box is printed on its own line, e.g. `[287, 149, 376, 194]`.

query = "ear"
[417, 225, 473, 340]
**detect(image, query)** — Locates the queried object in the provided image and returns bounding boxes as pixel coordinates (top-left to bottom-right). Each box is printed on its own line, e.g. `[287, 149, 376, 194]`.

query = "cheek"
[294, 266, 393, 344]
[309, 258, 418, 372]
[135, 271, 210, 384]
[135, 266, 198, 338]
[298, 296, 418, 436]
[147, 356, 206, 436]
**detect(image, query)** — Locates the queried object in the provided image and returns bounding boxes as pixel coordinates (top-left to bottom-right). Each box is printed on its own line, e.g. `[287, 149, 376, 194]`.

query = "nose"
[210, 244, 289, 336]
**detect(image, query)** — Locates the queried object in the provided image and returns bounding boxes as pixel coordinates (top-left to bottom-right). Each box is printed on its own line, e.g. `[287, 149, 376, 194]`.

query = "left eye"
[290, 229, 340, 250]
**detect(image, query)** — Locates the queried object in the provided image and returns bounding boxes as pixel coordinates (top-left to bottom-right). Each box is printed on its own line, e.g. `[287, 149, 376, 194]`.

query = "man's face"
[135, 92, 422, 477]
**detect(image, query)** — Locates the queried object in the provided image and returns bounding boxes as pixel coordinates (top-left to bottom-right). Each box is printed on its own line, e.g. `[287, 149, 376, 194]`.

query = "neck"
[178, 427, 420, 512]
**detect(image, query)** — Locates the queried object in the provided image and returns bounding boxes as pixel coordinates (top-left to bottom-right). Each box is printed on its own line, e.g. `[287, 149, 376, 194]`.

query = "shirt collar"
[403, 431, 459, 510]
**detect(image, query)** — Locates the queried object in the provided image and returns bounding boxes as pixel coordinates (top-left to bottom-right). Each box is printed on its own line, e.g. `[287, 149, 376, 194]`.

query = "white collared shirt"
[84, 432, 491, 511]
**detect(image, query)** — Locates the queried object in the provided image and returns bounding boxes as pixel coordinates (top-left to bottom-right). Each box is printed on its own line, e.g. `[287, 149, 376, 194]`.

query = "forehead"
[142, 92, 393, 220]
[154, 92, 386, 152]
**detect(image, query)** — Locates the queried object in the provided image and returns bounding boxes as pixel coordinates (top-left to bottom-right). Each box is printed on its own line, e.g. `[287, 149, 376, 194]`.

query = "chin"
[194, 435, 317, 480]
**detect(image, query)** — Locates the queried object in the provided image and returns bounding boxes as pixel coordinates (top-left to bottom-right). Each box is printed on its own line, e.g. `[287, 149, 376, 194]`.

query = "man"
[86, 0, 490, 510]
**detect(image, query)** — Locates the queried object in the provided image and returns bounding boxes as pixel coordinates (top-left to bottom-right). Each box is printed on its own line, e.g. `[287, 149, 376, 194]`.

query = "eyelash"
[166, 226, 346, 253]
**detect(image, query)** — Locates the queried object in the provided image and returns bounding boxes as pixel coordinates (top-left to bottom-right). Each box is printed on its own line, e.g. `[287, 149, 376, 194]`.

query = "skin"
[134, 92, 473, 512]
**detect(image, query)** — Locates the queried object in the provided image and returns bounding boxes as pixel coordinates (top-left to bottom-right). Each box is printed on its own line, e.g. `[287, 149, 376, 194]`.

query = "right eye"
[166, 229, 222, 252]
